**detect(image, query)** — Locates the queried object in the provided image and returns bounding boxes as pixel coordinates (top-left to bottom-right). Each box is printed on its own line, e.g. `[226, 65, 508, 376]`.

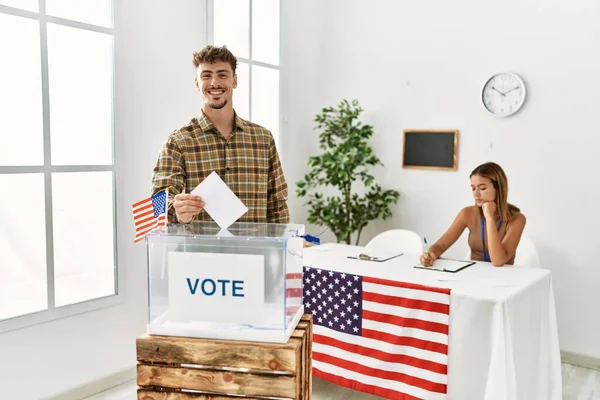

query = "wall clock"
[481, 72, 526, 117]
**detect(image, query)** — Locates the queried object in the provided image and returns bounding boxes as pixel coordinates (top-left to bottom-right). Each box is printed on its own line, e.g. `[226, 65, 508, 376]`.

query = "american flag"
[304, 266, 451, 400]
[132, 190, 167, 243]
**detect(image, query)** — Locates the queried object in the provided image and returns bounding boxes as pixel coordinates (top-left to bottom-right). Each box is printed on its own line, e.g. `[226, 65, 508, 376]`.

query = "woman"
[420, 162, 526, 267]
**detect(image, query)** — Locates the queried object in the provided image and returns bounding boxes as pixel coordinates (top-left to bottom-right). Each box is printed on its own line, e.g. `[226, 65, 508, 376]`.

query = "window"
[209, 0, 281, 146]
[0, 1, 117, 331]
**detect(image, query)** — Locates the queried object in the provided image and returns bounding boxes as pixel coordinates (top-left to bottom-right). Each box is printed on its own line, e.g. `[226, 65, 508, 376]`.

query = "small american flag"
[132, 190, 167, 243]
[304, 266, 451, 400]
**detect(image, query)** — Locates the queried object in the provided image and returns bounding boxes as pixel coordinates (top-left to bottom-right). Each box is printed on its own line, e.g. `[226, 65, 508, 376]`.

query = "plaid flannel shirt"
[152, 112, 290, 224]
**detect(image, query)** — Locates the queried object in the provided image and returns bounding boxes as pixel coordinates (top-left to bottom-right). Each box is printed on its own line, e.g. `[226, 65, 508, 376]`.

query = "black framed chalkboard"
[402, 129, 458, 171]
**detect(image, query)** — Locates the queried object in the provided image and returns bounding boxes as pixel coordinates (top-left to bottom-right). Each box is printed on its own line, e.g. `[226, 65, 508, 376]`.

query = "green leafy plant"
[296, 99, 400, 245]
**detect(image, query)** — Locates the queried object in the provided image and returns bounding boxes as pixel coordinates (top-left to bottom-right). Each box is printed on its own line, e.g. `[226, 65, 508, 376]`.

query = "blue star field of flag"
[303, 266, 363, 336]
[151, 191, 167, 217]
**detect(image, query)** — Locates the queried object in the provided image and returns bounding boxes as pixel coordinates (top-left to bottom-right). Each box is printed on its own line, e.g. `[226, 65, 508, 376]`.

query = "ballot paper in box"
[145, 221, 305, 343]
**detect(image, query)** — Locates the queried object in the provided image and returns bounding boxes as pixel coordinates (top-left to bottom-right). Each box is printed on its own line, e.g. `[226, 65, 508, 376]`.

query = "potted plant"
[296, 99, 400, 245]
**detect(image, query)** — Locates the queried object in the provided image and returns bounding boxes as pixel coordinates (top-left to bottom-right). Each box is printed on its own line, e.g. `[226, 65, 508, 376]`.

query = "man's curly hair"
[192, 45, 237, 74]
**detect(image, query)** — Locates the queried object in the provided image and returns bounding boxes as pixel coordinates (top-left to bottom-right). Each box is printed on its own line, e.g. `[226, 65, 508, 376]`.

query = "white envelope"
[191, 171, 248, 229]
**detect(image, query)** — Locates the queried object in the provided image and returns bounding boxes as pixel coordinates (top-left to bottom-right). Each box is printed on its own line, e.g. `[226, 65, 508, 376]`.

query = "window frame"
[206, 0, 282, 147]
[0, 1, 121, 333]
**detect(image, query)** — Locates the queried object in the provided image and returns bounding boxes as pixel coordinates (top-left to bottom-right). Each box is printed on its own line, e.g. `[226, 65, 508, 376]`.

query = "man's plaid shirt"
[152, 112, 290, 224]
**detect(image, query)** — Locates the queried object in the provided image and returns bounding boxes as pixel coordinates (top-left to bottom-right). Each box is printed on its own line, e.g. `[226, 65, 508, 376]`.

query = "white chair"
[365, 229, 423, 254]
[514, 236, 540, 268]
[464, 236, 540, 267]
[464, 250, 473, 261]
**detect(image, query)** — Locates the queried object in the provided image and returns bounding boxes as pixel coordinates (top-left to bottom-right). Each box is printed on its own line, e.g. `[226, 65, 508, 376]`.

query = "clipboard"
[347, 252, 403, 262]
[413, 259, 475, 273]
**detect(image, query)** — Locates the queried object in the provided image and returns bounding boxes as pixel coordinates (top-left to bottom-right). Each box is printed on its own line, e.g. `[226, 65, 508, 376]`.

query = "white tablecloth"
[303, 244, 562, 400]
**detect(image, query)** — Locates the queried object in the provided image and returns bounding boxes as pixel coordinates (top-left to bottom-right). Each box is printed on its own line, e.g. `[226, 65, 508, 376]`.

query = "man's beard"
[208, 99, 228, 109]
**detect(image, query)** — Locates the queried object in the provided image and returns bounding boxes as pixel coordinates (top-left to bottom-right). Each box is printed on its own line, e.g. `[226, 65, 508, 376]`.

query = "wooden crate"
[136, 314, 313, 400]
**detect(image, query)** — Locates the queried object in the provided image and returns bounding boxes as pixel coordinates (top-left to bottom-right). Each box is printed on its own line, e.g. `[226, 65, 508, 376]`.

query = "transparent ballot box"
[145, 221, 305, 343]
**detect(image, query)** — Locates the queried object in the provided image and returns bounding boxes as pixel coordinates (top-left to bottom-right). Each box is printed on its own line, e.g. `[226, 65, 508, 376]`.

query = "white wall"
[0, 1, 206, 398]
[280, 1, 324, 222]
[281, 0, 600, 358]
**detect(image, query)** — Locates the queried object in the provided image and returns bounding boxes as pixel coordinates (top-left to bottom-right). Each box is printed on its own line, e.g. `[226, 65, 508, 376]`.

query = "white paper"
[167, 252, 264, 325]
[191, 171, 248, 229]
[436, 277, 460, 282]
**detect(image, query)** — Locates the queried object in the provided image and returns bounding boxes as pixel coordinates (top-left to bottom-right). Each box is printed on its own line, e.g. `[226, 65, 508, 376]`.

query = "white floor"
[84, 363, 600, 400]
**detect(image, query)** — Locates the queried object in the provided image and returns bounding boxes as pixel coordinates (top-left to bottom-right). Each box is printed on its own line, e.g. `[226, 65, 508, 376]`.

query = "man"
[152, 45, 290, 225]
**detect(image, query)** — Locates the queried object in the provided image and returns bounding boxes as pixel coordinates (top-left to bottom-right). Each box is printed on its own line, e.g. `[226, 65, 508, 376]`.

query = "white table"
[303, 243, 562, 400]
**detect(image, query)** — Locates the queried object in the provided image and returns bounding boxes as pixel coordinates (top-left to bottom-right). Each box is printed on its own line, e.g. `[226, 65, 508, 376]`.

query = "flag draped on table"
[303, 266, 451, 400]
[132, 190, 167, 243]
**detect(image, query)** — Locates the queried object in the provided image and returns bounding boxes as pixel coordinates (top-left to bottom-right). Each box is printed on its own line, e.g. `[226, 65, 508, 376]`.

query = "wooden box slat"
[138, 365, 296, 398]
[137, 334, 302, 373]
[294, 344, 302, 400]
[301, 315, 313, 400]
[137, 391, 264, 400]
[291, 321, 308, 400]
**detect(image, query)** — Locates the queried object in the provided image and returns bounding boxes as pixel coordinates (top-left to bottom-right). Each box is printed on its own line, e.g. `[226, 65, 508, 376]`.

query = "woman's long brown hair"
[470, 162, 520, 223]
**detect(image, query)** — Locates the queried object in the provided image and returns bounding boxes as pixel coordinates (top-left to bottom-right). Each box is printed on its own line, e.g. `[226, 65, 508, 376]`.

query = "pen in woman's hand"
[421, 237, 434, 267]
